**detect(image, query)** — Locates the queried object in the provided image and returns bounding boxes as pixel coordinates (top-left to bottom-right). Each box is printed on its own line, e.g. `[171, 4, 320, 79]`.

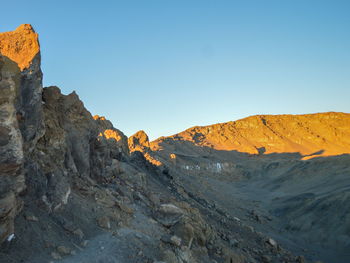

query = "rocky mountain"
[141, 113, 350, 263]
[1, 24, 349, 263]
[151, 112, 350, 157]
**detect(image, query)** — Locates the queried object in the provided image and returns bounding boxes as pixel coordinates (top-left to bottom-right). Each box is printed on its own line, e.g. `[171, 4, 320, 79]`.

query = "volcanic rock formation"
[0, 24, 129, 244]
[144, 112, 350, 263]
[0, 24, 43, 244]
[1, 24, 350, 263]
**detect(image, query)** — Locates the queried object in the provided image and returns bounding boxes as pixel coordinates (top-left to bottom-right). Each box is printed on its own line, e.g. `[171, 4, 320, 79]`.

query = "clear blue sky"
[1, 0, 350, 140]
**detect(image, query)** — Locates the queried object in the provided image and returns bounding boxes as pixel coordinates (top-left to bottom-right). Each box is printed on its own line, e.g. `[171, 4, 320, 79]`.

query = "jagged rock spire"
[0, 24, 40, 71]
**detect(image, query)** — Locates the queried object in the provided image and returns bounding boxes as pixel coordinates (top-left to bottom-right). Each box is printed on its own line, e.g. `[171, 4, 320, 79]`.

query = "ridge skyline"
[1, 4, 349, 139]
[1, 24, 349, 141]
[2, 10, 350, 263]
[1, 9, 350, 140]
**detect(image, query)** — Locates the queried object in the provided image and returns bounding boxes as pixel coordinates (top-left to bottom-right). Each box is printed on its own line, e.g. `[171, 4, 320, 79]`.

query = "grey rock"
[97, 216, 111, 229]
[267, 238, 277, 247]
[57, 245, 71, 255]
[0, 55, 25, 244]
[154, 204, 184, 227]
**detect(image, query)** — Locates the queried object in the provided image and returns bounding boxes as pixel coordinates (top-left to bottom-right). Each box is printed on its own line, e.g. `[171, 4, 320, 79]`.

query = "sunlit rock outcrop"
[0, 24, 43, 243]
[0, 24, 40, 71]
[128, 130, 150, 152]
[129, 130, 162, 166]
[153, 112, 350, 157]
[94, 115, 129, 157]
[0, 25, 129, 244]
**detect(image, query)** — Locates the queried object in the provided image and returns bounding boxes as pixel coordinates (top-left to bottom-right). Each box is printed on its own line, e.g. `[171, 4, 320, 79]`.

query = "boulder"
[97, 216, 111, 229]
[0, 37, 25, 244]
[154, 204, 184, 227]
[57, 245, 71, 255]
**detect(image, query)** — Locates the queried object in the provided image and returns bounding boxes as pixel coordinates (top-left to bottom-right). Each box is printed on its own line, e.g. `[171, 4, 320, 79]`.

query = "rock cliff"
[0, 25, 129, 244]
[0, 24, 43, 244]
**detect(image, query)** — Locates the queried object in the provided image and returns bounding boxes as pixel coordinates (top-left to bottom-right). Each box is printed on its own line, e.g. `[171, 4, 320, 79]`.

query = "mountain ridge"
[2, 24, 350, 263]
[150, 112, 350, 158]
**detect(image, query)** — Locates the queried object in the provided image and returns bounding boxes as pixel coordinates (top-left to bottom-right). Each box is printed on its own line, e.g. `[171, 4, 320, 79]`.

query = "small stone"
[97, 216, 111, 229]
[62, 222, 76, 232]
[135, 233, 143, 239]
[267, 238, 277, 247]
[51, 251, 62, 260]
[116, 200, 134, 214]
[229, 238, 239, 247]
[57, 245, 71, 255]
[25, 215, 39, 222]
[73, 228, 84, 239]
[154, 204, 184, 227]
[170, 235, 182, 247]
[180, 245, 187, 251]
[261, 255, 271, 263]
[81, 240, 89, 247]
[44, 241, 54, 248]
[296, 255, 306, 263]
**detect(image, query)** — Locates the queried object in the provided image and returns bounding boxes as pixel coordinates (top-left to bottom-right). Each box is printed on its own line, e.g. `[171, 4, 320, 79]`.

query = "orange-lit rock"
[129, 130, 163, 166]
[143, 152, 162, 166]
[128, 130, 151, 152]
[0, 24, 40, 71]
[94, 116, 129, 156]
[153, 112, 350, 158]
[94, 115, 106, 121]
[99, 129, 123, 142]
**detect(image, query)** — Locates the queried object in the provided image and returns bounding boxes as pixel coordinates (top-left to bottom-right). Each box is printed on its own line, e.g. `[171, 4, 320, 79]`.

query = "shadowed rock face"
[0, 25, 129, 244]
[0, 55, 25, 244]
[0, 24, 42, 244]
[145, 113, 350, 263]
[94, 115, 129, 157]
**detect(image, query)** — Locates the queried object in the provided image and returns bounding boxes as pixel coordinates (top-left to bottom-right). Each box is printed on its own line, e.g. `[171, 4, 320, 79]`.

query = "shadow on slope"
[149, 138, 350, 263]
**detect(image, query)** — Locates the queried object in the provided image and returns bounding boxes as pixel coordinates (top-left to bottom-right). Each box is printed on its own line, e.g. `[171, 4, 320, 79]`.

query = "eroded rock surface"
[0, 24, 41, 244]
[0, 24, 40, 71]
[0, 24, 130, 243]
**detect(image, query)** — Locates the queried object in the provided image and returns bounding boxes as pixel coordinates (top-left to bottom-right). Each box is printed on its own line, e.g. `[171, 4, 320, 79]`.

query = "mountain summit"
[0, 24, 40, 71]
[152, 112, 350, 158]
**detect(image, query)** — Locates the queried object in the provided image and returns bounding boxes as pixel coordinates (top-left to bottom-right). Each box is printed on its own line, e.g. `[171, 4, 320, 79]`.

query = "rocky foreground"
[1, 25, 349, 263]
